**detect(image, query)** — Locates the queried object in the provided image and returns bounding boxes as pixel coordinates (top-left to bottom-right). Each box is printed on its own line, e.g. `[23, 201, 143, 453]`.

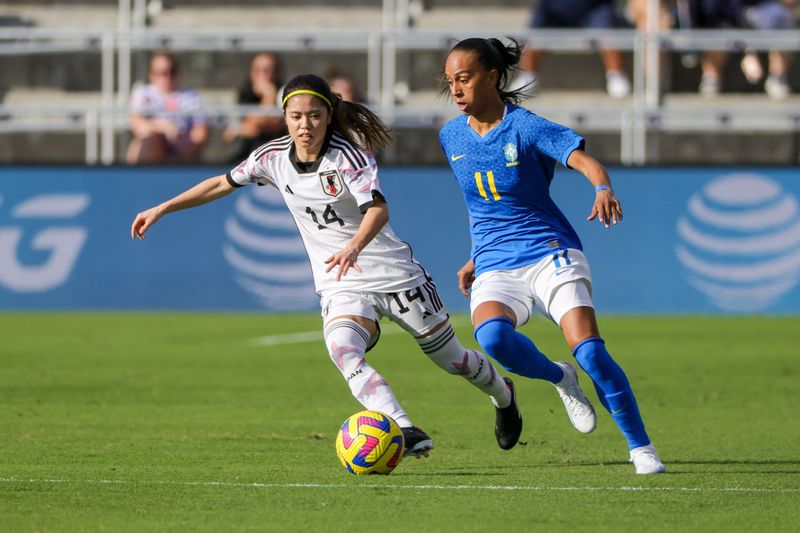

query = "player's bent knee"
[323, 319, 371, 368]
[472, 301, 517, 328]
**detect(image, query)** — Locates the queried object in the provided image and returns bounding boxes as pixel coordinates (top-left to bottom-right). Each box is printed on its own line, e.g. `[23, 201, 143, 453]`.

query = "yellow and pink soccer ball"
[335, 410, 404, 475]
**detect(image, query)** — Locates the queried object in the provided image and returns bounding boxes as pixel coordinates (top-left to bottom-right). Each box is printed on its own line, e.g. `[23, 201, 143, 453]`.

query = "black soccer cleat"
[401, 426, 433, 458]
[495, 377, 523, 450]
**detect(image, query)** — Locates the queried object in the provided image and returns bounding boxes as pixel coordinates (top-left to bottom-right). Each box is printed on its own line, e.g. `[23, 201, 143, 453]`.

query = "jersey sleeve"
[340, 148, 384, 213]
[226, 149, 276, 188]
[523, 114, 585, 168]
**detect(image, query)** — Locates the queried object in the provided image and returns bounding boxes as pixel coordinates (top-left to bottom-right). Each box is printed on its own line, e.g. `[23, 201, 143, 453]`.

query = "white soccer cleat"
[553, 361, 596, 434]
[630, 444, 666, 474]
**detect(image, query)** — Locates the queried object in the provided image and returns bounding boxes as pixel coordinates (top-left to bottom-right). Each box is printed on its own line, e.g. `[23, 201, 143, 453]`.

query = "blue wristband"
[595, 185, 612, 193]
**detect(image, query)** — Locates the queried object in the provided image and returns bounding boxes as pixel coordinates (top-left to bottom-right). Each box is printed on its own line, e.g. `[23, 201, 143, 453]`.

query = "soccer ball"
[335, 410, 405, 475]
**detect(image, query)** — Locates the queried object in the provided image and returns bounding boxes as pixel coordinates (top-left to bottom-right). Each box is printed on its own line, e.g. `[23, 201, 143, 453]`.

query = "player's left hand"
[131, 206, 162, 240]
[588, 189, 623, 229]
[325, 245, 363, 281]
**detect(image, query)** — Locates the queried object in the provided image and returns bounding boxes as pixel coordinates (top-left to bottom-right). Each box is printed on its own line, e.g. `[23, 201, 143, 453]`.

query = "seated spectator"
[519, 0, 632, 98]
[740, 0, 795, 99]
[324, 66, 364, 103]
[688, 0, 794, 99]
[626, 0, 674, 31]
[625, 0, 676, 95]
[223, 52, 287, 163]
[127, 52, 208, 164]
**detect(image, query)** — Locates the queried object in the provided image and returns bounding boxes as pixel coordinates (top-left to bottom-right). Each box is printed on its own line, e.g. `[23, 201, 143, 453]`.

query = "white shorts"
[470, 248, 594, 327]
[320, 279, 449, 344]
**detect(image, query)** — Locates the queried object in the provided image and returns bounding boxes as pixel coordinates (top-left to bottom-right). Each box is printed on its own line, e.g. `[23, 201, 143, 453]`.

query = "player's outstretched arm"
[457, 258, 475, 297]
[567, 149, 623, 229]
[131, 174, 235, 240]
[325, 195, 389, 281]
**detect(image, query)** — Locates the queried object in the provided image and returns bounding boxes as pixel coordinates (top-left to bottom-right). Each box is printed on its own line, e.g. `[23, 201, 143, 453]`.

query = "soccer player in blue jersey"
[439, 37, 665, 474]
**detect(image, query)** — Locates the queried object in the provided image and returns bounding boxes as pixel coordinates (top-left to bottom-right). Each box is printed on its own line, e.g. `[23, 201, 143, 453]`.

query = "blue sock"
[474, 318, 564, 383]
[573, 337, 650, 450]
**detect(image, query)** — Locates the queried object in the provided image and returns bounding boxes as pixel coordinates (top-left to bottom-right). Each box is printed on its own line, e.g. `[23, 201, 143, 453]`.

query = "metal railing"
[1, 0, 799, 164]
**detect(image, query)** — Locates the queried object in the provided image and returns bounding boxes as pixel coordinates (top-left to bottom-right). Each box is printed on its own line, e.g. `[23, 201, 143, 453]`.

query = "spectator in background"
[739, 1, 794, 99]
[688, 0, 794, 99]
[626, 0, 674, 31]
[223, 52, 287, 163]
[518, 0, 632, 98]
[127, 52, 208, 164]
[625, 0, 677, 96]
[324, 66, 363, 103]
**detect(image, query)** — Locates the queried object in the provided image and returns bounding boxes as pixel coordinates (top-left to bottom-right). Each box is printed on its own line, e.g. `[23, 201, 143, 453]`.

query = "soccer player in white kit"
[131, 74, 523, 458]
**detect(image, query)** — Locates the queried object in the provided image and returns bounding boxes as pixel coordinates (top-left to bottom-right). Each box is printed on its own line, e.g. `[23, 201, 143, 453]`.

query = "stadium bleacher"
[1, 0, 799, 165]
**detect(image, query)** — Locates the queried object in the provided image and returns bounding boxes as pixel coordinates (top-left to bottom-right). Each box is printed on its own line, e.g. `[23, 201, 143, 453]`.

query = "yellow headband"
[282, 89, 332, 109]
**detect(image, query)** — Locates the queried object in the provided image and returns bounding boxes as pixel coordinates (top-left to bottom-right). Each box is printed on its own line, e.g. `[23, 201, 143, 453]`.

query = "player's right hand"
[588, 189, 623, 229]
[131, 207, 161, 240]
[457, 259, 475, 297]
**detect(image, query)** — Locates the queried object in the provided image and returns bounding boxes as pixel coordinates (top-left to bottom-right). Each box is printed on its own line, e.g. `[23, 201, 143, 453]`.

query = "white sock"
[418, 322, 511, 408]
[324, 319, 412, 427]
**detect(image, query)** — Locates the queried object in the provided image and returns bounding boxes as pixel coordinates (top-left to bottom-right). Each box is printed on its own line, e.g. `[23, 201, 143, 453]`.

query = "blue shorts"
[531, 0, 618, 29]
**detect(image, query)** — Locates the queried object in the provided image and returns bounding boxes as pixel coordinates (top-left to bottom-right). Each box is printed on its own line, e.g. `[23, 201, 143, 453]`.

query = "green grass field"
[1, 313, 798, 531]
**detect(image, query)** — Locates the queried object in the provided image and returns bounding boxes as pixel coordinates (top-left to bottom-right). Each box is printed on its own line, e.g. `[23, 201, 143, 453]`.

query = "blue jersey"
[439, 104, 585, 277]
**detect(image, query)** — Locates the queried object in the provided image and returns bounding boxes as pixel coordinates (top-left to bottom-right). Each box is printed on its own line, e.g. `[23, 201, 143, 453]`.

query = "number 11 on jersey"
[474, 171, 501, 201]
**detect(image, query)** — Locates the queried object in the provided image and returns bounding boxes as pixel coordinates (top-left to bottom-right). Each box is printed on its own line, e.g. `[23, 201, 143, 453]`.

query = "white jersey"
[227, 133, 428, 295]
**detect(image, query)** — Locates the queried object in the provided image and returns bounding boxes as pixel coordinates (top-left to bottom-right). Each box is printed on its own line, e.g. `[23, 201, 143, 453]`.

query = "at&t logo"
[222, 186, 317, 309]
[676, 173, 800, 311]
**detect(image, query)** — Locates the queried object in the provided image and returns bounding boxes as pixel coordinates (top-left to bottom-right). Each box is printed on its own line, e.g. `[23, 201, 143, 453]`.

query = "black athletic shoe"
[495, 377, 523, 450]
[401, 426, 433, 458]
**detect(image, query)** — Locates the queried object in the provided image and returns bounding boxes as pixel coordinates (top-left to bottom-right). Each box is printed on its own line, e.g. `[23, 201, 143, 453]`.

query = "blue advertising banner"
[1, 166, 798, 313]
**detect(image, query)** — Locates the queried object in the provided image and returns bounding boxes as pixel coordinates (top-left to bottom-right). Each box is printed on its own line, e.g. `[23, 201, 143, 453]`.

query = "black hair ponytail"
[445, 37, 529, 104]
[331, 100, 392, 154]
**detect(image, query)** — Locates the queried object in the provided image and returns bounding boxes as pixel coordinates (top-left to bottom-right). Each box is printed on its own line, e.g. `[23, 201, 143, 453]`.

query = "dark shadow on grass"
[395, 463, 612, 476]
[668, 459, 800, 466]
[659, 459, 800, 475]
[394, 471, 507, 477]
[398, 459, 800, 477]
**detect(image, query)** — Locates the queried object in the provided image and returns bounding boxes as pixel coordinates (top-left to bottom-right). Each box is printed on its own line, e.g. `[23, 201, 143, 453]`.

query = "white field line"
[251, 331, 325, 346]
[251, 316, 472, 347]
[0, 477, 798, 494]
